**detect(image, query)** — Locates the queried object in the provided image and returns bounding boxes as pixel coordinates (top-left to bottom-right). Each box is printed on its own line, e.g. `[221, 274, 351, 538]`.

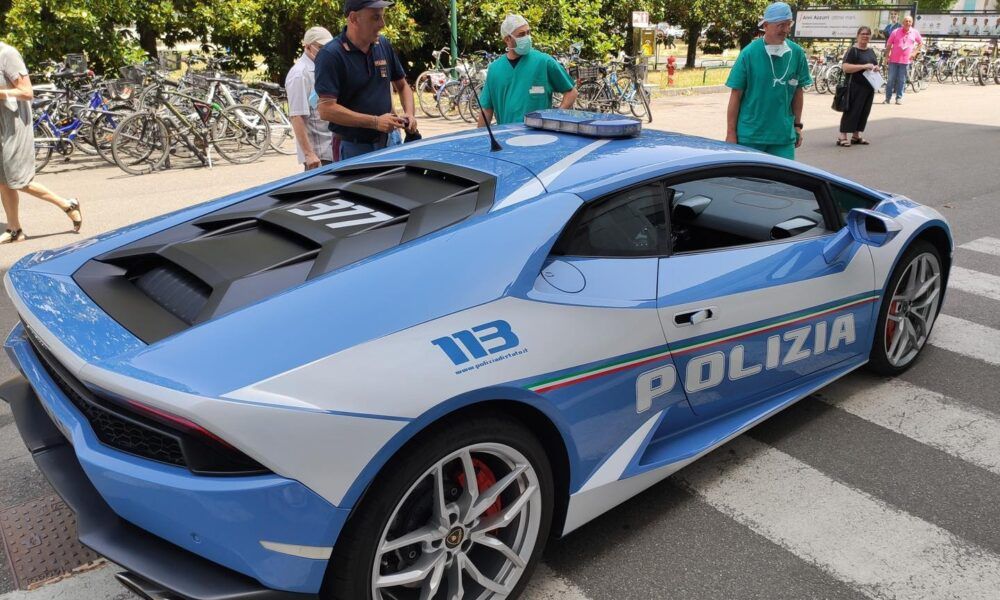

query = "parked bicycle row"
[413, 43, 653, 123]
[807, 40, 1000, 96]
[30, 54, 293, 176]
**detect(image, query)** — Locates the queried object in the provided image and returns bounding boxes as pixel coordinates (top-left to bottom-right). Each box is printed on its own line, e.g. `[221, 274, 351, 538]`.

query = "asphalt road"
[0, 82, 998, 600]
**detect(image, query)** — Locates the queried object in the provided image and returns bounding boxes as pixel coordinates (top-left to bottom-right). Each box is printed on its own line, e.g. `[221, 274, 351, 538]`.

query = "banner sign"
[916, 12, 1000, 38]
[632, 11, 650, 28]
[792, 6, 915, 40]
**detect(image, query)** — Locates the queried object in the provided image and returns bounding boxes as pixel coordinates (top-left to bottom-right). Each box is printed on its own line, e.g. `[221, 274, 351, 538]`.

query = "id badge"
[529, 85, 545, 95]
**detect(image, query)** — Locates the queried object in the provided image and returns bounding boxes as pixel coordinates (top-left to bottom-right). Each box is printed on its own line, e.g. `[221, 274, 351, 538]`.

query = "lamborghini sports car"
[2, 111, 951, 600]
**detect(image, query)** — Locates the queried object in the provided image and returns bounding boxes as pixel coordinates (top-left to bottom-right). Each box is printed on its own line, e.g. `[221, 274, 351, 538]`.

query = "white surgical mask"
[764, 41, 791, 57]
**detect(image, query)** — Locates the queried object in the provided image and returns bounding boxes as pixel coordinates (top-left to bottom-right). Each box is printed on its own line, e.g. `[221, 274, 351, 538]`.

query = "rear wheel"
[33, 121, 55, 173]
[437, 81, 463, 120]
[867, 240, 943, 375]
[323, 413, 553, 600]
[111, 112, 169, 175]
[212, 105, 270, 164]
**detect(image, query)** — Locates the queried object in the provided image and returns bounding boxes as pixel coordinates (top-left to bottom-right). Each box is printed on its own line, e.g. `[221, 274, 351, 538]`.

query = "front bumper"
[1, 323, 351, 598]
[1, 377, 319, 600]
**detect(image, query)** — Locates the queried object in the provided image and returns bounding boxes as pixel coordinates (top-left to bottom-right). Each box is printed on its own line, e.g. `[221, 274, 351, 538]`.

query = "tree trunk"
[137, 23, 159, 59]
[685, 21, 701, 69]
[272, 21, 304, 83]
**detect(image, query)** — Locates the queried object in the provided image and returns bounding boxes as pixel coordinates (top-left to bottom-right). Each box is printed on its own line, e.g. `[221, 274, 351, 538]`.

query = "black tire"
[323, 412, 554, 600]
[91, 104, 132, 165]
[33, 121, 55, 173]
[111, 112, 169, 175]
[212, 105, 270, 164]
[437, 80, 463, 120]
[867, 240, 944, 376]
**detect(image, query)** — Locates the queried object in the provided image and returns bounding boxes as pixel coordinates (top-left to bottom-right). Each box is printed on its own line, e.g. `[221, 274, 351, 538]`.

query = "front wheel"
[324, 413, 553, 600]
[867, 240, 943, 375]
[212, 105, 271, 164]
[33, 121, 55, 173]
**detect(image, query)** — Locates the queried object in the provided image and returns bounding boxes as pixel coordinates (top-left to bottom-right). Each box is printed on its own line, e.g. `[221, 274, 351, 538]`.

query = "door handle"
[674, 307, 715, 326]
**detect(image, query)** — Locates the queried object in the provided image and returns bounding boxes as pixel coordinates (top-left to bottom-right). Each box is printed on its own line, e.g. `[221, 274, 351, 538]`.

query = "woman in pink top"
[884, 15, 922, 105]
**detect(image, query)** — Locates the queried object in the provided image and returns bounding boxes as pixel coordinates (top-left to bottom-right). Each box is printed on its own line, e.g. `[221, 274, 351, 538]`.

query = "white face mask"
[764, 41, 791, 57]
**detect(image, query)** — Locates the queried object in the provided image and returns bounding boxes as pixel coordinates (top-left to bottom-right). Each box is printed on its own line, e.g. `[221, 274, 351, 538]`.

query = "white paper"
[863, 70, 885, 90]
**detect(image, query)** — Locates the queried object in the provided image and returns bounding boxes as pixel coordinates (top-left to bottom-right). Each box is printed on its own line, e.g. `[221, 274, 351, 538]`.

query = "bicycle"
[414, 48, 454, 118]
[111, 74, 270, 175]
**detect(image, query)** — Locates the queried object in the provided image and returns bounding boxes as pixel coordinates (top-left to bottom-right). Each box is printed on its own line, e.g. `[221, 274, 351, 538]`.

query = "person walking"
[286, 26, 335, 171]
[313, 0, 417, 161]
[837, 27, 879, 148]
[884, 15, 922, 105]
[476, 14, 578, 126]
[724, 2, 812, 160]
[0, 42, 81, 243]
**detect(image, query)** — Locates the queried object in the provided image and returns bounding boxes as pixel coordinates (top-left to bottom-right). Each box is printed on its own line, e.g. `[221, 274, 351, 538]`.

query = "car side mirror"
[846, 208, 902, 247]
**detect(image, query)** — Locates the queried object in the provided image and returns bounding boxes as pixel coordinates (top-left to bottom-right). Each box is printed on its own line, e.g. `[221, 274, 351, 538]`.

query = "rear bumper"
[1, 376, 321, 600]
[0, 320, 351, 598]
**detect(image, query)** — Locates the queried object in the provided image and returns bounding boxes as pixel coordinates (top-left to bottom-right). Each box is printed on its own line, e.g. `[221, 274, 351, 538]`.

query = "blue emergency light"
[523, 109, 642, 138]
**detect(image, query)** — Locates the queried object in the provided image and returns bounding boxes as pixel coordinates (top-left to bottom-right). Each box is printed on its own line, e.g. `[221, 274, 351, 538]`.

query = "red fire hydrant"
[667, 55, 676, 86]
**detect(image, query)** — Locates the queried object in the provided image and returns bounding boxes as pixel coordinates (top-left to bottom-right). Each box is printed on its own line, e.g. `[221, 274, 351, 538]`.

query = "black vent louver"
[74, 161, 497, 343]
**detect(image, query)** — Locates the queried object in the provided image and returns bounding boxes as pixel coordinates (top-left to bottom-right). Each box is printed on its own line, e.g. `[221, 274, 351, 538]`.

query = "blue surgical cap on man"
[759, 2, 794, 26]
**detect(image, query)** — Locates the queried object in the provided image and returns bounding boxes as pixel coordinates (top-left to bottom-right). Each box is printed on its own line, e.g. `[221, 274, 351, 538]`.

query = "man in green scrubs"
[477, 14, 578, 126]
[725, 2, 812, 160]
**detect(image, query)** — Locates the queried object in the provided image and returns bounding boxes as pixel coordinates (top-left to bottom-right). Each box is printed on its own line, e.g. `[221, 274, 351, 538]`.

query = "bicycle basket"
[118, 65, 146, 84]
[64, 53, 88, 74]
[158, 51, 182, 71]
[105, 79, 136, 101]
[572, 63, 603, 81]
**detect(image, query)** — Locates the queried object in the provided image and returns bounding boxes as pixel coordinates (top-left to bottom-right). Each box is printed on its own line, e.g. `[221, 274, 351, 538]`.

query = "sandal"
[837, 139, 852, 147]
[851, 137, 870, 145]
[0, 229, 27, 244]
[64, 198, 82, 232]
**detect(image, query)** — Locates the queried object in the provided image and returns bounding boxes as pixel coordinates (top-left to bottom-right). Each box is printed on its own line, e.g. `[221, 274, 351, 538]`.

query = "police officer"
[314, 0, 417, 161]
[477, 14, 577, 126]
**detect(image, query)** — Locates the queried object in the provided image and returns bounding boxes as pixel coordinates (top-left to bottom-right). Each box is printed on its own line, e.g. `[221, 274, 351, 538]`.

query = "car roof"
[353, 124, 884, 209]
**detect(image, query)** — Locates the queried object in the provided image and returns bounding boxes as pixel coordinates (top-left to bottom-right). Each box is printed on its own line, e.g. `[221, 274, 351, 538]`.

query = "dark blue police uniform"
[313, 28, 406, 160]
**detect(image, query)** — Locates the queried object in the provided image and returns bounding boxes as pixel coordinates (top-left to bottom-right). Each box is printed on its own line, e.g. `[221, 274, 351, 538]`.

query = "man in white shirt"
[286, 26, 335, 170]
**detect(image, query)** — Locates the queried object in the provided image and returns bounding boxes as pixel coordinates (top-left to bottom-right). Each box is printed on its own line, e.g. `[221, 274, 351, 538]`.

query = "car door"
[655, 166, 877, 420]
[532, 182, 696, 448]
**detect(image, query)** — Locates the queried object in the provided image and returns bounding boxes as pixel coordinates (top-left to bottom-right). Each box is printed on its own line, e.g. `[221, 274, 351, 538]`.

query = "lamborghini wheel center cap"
[445, 527, 465, 549]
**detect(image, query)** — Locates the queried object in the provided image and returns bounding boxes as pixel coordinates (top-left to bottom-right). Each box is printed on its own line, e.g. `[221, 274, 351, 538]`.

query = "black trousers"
[840, 81, 875, 134]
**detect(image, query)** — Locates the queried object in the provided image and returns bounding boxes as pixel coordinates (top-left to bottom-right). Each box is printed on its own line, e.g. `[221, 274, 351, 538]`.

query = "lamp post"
[450, 0, 458, 67]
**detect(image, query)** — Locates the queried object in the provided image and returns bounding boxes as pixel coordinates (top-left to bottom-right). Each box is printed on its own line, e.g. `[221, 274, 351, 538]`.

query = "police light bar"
[524, 109, 642, 138]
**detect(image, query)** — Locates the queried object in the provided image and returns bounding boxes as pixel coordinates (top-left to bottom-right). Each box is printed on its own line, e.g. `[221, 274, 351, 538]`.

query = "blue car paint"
[526, 257, 660, 309]
[90, 193, 582, 398]
[4, 325, 344, 594]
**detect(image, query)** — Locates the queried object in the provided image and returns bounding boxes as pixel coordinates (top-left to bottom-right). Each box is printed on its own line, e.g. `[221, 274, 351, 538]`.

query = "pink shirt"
[886, 27, 922, 64]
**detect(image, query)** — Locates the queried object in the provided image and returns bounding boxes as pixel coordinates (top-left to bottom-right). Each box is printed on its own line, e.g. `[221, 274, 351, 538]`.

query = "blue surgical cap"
[760, 2, 794, 25]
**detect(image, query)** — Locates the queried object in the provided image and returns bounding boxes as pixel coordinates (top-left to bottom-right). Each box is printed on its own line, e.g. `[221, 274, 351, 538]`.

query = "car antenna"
[474, 96, 502, 151]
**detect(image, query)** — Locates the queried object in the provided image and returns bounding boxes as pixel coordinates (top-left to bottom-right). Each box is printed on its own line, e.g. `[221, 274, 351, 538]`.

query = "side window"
[668, 175, 830, 253]
[831, 185, 879, 221]
[554, 183, 666, 257]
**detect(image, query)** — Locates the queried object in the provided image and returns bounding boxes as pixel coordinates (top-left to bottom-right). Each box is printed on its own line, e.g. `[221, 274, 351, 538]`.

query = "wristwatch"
[794, 122, 804, 129]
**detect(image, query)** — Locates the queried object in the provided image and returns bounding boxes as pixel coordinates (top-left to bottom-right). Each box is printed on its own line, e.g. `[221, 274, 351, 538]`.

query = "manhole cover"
[0, 494, 101, 589]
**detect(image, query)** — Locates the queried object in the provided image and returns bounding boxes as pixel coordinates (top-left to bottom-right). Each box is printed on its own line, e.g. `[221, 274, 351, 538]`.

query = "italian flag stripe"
[526, 292, 879, 394]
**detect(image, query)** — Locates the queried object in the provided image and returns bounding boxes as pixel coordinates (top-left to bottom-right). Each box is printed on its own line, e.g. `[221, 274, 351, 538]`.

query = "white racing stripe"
[817, 378, 1000, 476]
[675, 436, 1000, 600]
[930, 314, 1000, 366]
[524, 565, 595, 600]
[959, 237, 1000, 257]
[948, 266, 1000, 301]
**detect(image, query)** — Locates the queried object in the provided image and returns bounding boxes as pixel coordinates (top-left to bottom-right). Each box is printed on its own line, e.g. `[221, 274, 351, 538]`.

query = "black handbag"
[832, 48, 855, 113]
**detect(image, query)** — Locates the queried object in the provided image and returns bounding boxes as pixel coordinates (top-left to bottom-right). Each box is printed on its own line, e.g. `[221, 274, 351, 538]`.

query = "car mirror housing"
[846, 208, 902, 247]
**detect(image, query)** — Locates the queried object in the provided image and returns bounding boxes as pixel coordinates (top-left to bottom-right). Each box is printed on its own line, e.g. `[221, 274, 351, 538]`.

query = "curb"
[650, 85, 728, 98]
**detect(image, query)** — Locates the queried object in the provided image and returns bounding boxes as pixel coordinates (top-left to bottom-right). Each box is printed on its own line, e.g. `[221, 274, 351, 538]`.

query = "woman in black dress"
[837, 26, 879, 147]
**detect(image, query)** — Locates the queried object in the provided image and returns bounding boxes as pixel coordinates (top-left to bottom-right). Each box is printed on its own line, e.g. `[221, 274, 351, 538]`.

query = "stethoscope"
[768, 49, 793, 87]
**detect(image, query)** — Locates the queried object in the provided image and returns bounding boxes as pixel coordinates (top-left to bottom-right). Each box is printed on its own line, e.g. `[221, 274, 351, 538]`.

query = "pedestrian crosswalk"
[526, 236, 1000, 600]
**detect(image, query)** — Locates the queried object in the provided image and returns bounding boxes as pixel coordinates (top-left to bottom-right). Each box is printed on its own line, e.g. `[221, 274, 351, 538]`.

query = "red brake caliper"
[887, 300, 900, 342]
[456, 458, 502, 517]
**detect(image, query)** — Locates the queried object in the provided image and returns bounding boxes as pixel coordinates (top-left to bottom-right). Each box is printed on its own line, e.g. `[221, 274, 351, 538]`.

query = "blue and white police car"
[2, 111, 951, 600]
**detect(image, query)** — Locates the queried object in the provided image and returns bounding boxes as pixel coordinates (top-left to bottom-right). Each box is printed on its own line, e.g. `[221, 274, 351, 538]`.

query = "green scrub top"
[479, 49, 576, 125]
[726, 39, 812, 146]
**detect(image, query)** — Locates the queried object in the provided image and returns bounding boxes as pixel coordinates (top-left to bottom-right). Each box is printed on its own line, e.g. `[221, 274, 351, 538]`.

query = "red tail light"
[125, 399, 235, 450]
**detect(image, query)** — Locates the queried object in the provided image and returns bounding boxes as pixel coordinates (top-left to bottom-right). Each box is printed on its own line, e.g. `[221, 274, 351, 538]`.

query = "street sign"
[632, 11, 650, 28]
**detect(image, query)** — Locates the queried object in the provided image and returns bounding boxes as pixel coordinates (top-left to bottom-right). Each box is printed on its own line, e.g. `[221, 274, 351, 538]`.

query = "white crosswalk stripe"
[929, 314, 1000, 365]
[959, 237, 1000, 258]
[947, 266, 1000, 301]
[675, 436, 1000, 600]
[817, 378, 1000, 476]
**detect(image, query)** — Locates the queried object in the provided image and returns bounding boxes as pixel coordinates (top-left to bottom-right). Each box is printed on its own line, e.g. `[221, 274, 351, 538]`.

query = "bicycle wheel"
[994, 60, 1000, 85]
[574, 81, 600, 111]
[33, 121, 55, 173]
[212, 105, 270, 164]
[814, 69, 829, 94]
[824, 66, 843, 95]
[436, 80, 463, 120]
[613, 75, 634, 115]
[91, 105, 132, 165]
[415, 71, 441, 118]
[457, 83, 482, 123]
[111, 112, 169, 175]
[631, 82, 652, 123]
